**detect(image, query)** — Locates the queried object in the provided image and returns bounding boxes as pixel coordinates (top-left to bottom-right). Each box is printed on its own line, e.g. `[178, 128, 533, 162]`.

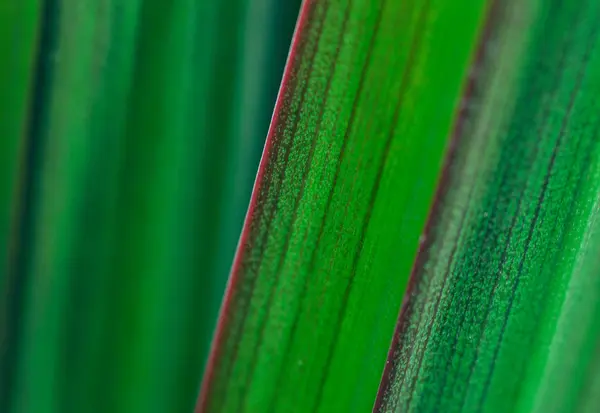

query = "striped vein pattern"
[198, 0, 489, 411]
[0, 1, 300, 413]
[375, 1, 600, 412]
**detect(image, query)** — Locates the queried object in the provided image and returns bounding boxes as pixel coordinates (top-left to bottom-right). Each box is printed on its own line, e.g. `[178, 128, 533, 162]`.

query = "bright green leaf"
[197, 0, 490, 411]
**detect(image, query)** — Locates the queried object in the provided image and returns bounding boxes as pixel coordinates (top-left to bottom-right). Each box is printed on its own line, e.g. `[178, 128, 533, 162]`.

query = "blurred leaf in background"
[6, 1, 600, 413]
[0, 1, 300, 413]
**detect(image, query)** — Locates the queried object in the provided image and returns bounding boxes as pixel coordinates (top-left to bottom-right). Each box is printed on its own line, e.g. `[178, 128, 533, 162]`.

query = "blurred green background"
[0, 1, 300, 412]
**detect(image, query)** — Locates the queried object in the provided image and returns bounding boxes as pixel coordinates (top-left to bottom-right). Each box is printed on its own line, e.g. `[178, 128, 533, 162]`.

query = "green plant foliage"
[0, 1, 41, 300]
[6, 0, 600, 412]
[0, 1, 299, 413]
[197, 0, 491, 411]
[375, 1, 600, 412]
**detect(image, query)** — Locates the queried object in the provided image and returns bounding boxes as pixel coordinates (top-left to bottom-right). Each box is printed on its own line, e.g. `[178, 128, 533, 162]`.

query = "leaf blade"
[198, 0, 490, 411]
[375, 1, 600, 412]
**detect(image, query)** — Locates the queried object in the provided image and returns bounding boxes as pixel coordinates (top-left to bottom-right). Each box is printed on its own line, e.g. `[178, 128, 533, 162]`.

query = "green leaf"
[0, 1, 299, 413]
[0, 0, 42, 405]
[375, 1, 600, 412]
[197, 0, 491, 411]
[0, 0, 41, 309]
